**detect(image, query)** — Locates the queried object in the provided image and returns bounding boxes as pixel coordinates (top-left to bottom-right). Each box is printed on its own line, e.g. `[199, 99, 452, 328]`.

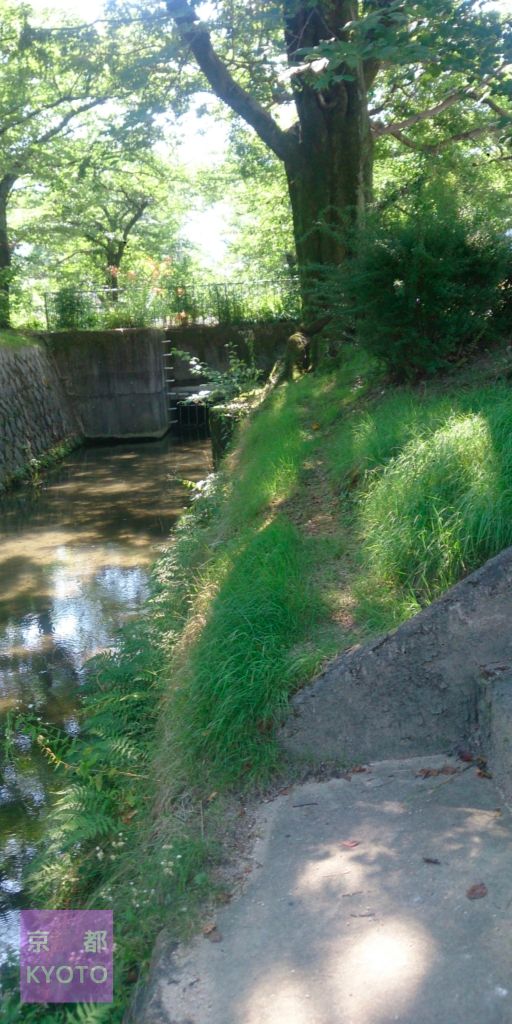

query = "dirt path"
[136, 755, 512, 1024]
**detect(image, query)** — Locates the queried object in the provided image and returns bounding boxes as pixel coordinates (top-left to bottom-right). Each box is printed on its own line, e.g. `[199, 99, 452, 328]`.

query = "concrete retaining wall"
[167, 322, 291, 388]
[0, 324, 290, 488]
[47, 329, 169, 440]
[281, 547, 512, 767]
[46, 323, 290, 440]
[0, 343, 79, 491]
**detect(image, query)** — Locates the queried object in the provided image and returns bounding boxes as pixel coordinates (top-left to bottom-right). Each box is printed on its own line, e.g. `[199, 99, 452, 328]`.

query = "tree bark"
[0, 174, 17, 328]
[283, 83, 373, 302]
[283, 1, 373, 308]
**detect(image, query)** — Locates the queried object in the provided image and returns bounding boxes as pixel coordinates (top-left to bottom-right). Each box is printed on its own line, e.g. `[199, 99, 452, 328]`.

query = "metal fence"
[44, 278, 301, 331]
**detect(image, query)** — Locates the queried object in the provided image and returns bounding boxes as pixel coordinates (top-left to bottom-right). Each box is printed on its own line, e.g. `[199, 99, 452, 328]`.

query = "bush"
[173, 340, 263, 405]
[52, 285, 98, 330]
[344, 209, 509, 380]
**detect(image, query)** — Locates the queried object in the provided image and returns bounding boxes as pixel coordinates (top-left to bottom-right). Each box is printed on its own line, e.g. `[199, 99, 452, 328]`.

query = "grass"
[1, 436, 82, 493]
[0, 329, 40, 348]
[7, 340, 512, 1023]
[170, 517, 323, 784]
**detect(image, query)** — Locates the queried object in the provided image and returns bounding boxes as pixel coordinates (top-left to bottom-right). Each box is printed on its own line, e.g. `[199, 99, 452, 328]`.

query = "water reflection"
[0, 436, 211, 956]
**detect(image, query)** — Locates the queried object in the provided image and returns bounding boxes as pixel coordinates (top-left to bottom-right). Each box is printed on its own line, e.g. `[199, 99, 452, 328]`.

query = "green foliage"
[326, 203, 510, 380]
[1, 557, 218, 1022]
[174, 340, 263, 405]
[0, 329, 40, 348]
[326, 383, 512, 622]
[52, 286, 98, 330]
[172, 517, 321, 784]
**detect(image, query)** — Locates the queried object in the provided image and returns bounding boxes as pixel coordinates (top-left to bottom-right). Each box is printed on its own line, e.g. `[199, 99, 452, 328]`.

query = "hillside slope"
[14, 340, 512, 1024]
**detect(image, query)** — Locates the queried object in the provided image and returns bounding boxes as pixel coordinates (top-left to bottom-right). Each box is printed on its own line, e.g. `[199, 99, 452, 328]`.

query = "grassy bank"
[5, 342, 512, 1022]
[0, 330, 40, 348]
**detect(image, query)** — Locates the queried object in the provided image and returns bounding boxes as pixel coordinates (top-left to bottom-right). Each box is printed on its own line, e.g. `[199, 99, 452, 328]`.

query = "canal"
[0, 436, 211, 959]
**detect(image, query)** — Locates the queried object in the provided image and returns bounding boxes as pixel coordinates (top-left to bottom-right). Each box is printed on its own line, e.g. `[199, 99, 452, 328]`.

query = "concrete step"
[133, 756, 512, 1024]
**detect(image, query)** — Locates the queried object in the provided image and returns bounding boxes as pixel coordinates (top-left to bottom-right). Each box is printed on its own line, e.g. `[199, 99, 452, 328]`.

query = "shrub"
[173, 340, 263, 405]
[344, 209, 509, 380]
[52, 285, 98, 330]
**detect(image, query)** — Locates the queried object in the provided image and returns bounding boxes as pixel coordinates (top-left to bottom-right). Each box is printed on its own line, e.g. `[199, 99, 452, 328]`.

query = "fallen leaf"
[423, 857, 441, 865]
[207, 791, 218, 802]
[341, 839, 360, 849]
[121, 809, 137, 823]
[217, 892, 232, 905]
[477, 767, 493, 779]
[416, 765, 457, 779]
[457, 749, 474, 763]
[203, 923, 223, 942]
[202, 922, 216, 935]
[351, 765, 368, 774]
[466, 883, 488, 900]
[311, 422, 321, 430]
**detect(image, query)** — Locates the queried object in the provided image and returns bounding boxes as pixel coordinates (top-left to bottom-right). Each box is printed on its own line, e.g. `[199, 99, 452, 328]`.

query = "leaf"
[423, 857, 441, 865]
[466, 883, 488, 900]
[416, 764, 457, 778]
[341, 839, 360, 849]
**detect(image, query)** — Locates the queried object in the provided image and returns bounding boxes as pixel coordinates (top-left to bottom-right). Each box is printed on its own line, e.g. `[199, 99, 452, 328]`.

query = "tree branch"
[374, 88, 467, 136]
[121, 200, 150, 243]
[0, 93, 96, 140]
[384, 121, 504, 153]
[167, 0, 294, 163]
[33, 99, 101, 150]
[375, 69, 511, 137]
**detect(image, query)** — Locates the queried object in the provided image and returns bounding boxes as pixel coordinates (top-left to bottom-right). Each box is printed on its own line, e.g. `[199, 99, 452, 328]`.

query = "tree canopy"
[156, 0, 511, 299]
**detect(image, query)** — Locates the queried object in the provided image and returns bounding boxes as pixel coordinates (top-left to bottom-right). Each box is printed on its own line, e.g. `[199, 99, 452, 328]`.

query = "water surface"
[0, 436, 211, 957]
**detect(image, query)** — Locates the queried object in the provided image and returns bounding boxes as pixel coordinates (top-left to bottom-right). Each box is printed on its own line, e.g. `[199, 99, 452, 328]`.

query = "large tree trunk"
[285, 83, 373, 272]
[0, 175, 17, 329]
[283, 1, 374, 312]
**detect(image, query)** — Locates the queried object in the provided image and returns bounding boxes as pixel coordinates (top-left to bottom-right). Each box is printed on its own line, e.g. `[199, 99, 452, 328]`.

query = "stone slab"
[132, 757, 512, 1024]
[280, 547, 512, 766]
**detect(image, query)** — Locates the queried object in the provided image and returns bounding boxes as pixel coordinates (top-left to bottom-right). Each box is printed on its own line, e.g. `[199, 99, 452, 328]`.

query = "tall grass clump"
[170, 518, 322, 785]
[331, 386, 512, 620]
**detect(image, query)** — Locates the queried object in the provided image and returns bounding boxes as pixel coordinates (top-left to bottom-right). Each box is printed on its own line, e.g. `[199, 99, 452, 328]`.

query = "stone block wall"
[0, 343, 79, 491]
